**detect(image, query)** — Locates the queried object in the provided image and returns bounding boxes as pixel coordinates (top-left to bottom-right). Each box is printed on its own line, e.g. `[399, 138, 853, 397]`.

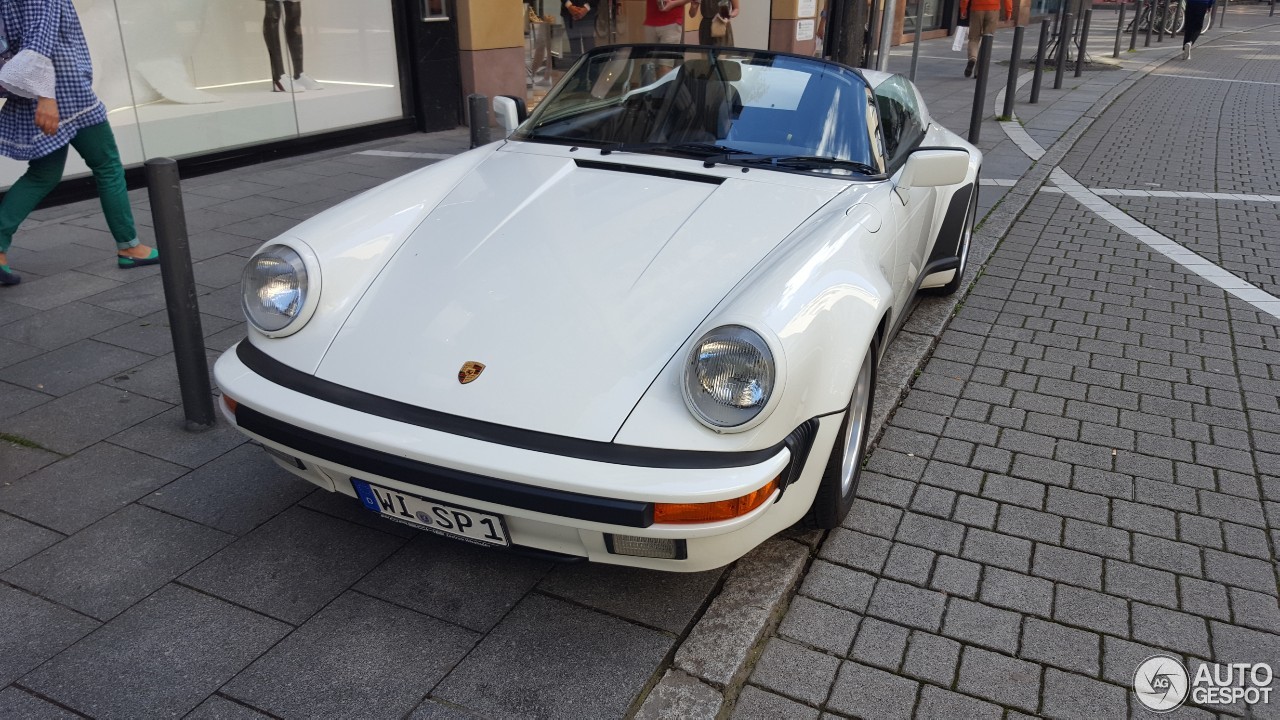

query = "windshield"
[515, 45, 882, 177]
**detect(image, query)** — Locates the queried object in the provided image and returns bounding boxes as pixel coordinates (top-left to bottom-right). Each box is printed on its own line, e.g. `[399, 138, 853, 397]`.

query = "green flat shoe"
[0, 264, 20, 286]
[118, 248, 161, 269]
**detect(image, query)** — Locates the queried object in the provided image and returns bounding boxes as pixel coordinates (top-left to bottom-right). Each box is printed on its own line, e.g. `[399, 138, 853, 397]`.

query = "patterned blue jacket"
[0, 0, 108, 161]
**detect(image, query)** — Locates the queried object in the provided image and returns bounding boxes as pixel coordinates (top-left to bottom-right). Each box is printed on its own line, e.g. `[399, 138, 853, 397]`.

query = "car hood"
[314, 147, 844, 441]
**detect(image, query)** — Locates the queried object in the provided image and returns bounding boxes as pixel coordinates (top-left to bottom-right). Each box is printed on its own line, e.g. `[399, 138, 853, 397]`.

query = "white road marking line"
[1090, 188, 1280, 202]
[1051, 168, 1280, 320]
[356, 150, 455, 160]
[981, 179, 1018, 186]
[1147, 72, 1280, 87]
[1000, 119, 1047, 161]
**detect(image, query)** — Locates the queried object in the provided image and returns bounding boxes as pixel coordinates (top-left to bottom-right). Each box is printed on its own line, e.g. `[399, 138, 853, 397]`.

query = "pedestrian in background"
[1182, 0, 1213, 59]
[958, 0, 1011, 77]
[0, 0, 159, 286]
[691, 0, 739, 46]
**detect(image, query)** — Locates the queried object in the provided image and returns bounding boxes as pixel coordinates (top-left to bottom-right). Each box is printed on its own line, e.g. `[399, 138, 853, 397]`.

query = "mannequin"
[264, 0, 322, 92]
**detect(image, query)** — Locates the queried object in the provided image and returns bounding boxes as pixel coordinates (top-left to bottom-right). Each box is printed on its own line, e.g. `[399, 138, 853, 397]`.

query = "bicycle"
[1124, 0, 1211, 34]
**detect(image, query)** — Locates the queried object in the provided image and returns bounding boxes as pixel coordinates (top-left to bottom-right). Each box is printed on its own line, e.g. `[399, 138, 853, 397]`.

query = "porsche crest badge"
[458, 361, 486, 384]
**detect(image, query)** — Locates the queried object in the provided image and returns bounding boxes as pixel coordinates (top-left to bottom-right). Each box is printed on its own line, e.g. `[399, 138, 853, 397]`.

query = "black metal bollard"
[1131, 0, 1141, 50]
[1114, 2, 1126, 57]
[968, 34, 994, 143]
[1157, 0, 1166, 41]
[468, 94, 491, 148]
[1055, 12, 1070, 89]
[910, 0, 925, 81]
[1145, 0, 1154, 45]
[1270, 0, 1274, 19]
[1076, 9, 1091, 76]
[145, 159, 214, 431]
[1220, 0, 1226, 27]
[1003, 25, 1025, 119]
[1031, 18, 1049, 103]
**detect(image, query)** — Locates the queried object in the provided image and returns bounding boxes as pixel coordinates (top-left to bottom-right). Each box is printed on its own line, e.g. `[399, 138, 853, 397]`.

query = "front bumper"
[214, 342, 837, 571]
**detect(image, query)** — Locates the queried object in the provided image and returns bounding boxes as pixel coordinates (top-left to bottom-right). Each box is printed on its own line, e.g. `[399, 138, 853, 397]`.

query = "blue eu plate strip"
[350, 479, 381, 513]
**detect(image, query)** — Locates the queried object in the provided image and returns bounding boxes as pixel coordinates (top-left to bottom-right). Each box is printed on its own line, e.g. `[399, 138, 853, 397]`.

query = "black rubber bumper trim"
[237, 404, 656, 528]
[235, 341, 785, 470]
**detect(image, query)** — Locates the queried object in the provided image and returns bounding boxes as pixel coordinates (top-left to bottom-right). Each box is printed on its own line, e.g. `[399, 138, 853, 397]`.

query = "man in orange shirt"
[959, 0, 1012, 77]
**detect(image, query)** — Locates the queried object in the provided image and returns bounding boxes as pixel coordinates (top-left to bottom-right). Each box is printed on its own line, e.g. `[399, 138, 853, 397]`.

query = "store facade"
[1, 0, 462, 191]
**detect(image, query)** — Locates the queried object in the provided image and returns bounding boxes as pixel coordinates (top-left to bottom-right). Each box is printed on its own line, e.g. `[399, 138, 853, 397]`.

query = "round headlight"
[683, 325, 775, 428]
[242, 245, 308, 333]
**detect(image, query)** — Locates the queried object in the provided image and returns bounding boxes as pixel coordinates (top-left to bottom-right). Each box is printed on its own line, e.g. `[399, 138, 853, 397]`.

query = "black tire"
[803, 342, 877, 530]
[926, 175, 979, 297]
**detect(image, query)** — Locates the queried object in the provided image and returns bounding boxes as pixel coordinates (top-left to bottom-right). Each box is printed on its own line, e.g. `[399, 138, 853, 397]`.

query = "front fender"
[615, 199, 892, 452]
[237, 144, 499, 373]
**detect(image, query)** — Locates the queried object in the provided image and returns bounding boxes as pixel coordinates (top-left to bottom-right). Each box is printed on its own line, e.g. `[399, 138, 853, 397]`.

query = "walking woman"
[0, 0, 158, 286]
[691, 0, 739, 46]
[1182, 0, 1213, 59]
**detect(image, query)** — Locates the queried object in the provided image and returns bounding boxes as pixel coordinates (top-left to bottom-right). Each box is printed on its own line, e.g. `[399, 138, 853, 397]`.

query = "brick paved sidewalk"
[733, 9, 1280, 720]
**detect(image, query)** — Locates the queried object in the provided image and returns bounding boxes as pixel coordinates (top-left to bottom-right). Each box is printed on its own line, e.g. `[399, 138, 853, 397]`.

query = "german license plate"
[350, 479, 510, 547]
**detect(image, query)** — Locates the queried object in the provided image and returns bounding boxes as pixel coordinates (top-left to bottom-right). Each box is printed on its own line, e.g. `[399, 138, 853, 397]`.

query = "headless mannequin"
[264, 0, 303, 92]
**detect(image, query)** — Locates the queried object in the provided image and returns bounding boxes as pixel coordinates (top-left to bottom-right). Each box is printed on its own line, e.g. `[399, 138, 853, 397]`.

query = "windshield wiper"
[601, 142, 752, 165]
[730, 155, 881, 176]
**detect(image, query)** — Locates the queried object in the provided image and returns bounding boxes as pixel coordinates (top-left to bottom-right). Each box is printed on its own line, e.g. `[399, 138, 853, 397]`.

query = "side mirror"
[493, 95, 522, 135]
[897, 149, 970, 190]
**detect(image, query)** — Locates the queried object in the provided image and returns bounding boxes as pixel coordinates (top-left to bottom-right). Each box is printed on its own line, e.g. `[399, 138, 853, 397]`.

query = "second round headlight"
[683, 325, 775, 428]
[242, 245, 309, 334]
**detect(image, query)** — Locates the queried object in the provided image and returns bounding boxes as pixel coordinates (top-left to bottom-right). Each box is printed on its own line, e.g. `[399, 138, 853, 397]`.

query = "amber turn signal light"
[222, 394, 238, 414]
[654, 478, 779, 524]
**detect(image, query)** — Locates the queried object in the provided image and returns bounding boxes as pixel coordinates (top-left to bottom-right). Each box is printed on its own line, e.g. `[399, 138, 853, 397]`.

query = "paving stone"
[2, 504, 231, 621]
[930, 555, 980, 599]
[779, 596, 859, 656]
[0, 442, 184, 535]
[1032, 543, 1103, 590]
[882, 543, 935, 585]
[942, 598, 1021, 654]
[1228, 588, 1280, 635]
[982, 474, 1047, 510]
[0, 383, 170, 455]
[915, 684, 1003, 720]
[1179, 576, 1231, 622]
[866, 578, 947, 632]
[1200, 491, 1267, 528]
[0, 302, 135, 351]
[224, 591, 477, 719]
[1203, 550, 1276, 595]
[748, 638, 840, 707]
[849, 616, 909, 670]
[826, 661, 918, 720]
[1047, 486, 1110, 522]
[1041, 668, 1126, 720]
[997, 504, 1063, 544]
[1133, 534, 1202, 577]
[107, 406, 248, 469]
[180, 506, 404, 625]
[1111, 499, 1178, 539]
[728, 686, 816, 720]
[184, 696, 274, 719]
[20, 584, 288, 719]
[1132, 603, 1211, 658]
[902, 630, 961, 686]
[2, 339, 152, 397]
[799, 560, 875, 613]
[1104, 560, 1178, 609]
[820, 528, 892, 573]
[0, 583, 99, 687]
[1054, 585, 1129, 637]
[352, 532, 552, 632]
[1209, 621, 1280, 666]
[956, 647, 1042, 713]
[910, 485, 956, 518]
[962, 527, 1032, 573]
[1101, 635, 1169, 687]
[952, 494, 998, 529]
[843, 499, 902, 539]
[0, 511, 63, 572]
[1063, 518, 1130, 561]
[0, 686, 82, 719]
[980, 567, 1054, 618]
[894, 512, 965, 555]
[1021, 617, 1101, 676]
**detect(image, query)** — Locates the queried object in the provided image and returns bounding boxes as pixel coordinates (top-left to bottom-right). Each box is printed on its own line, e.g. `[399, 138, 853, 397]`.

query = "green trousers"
[0, 121, 138, 254]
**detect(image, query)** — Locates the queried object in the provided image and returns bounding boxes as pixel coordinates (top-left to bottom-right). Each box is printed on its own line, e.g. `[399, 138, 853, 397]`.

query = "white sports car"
[214, 45, 981, 571]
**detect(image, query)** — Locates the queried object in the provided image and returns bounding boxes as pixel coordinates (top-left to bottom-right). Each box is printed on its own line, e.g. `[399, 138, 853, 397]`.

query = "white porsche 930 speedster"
[214, 45, 981, 571]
